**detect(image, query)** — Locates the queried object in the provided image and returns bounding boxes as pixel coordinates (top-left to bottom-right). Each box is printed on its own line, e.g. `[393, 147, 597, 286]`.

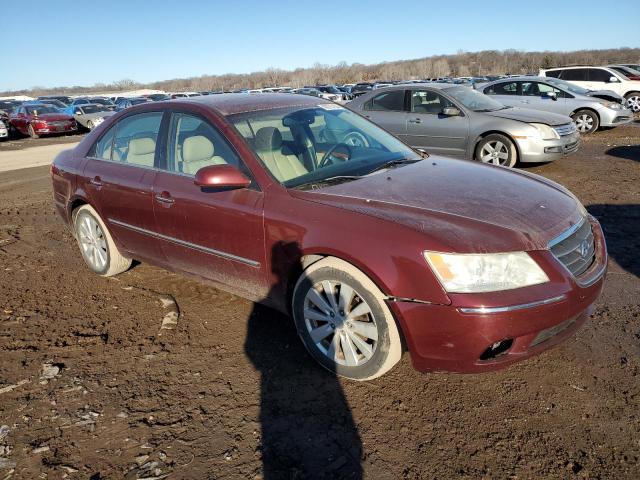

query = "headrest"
[128, 137, 155, 155]
[183, 135, 214, 162]
[254, 127, 283, 151]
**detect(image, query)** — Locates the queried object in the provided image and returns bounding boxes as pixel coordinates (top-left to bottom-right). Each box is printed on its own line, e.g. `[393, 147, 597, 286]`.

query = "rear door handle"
[89, 176, 103, 187]
[408, 118, 422, 124]
[154, 192, 175, 206]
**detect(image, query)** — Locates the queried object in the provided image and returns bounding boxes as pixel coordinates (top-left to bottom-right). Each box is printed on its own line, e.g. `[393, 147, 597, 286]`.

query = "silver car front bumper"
[598, 107, 634, 127]
[515, 131, 580, 163]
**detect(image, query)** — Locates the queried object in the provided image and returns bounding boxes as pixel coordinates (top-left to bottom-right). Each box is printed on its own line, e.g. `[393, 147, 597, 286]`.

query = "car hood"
[33, 113, 73, 121]
[289, 158, 584, 253]
[78, 112, 115, 120]
[585, 89, 624, 103]
[482, 107, 570, 126]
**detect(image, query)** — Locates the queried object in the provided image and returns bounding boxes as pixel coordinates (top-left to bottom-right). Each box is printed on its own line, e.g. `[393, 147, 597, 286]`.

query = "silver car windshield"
[228, 105, 422, 189]
[545, 78, 590, 95]
[444, 86, 506, 112]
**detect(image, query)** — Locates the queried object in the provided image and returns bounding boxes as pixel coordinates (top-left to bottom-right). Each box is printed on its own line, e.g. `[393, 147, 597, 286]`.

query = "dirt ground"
[0, 122, 639, 479]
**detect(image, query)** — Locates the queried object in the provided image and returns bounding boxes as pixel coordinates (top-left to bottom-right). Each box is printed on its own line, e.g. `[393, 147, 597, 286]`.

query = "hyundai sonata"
[51, 94, 606, 380]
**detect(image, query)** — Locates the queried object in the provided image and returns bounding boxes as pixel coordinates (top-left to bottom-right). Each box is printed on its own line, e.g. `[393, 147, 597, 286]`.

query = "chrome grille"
[549, 218, 595, 277]
[554, 123, 577, 136]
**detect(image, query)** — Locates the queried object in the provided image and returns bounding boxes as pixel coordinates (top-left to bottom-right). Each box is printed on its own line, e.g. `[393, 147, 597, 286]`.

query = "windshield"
[444, 86, 505, 111]
[228, 104, 421, 189]
[545, 78, 591, 95]
[26, 105, 58, 115]
[130, 98, 148, 105]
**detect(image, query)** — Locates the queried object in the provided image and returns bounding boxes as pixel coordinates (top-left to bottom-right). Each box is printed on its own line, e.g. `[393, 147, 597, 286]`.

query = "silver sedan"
[347, 84, 580, 167]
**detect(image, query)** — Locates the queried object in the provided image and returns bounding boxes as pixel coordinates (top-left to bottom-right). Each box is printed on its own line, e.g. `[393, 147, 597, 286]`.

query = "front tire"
[292, 257, 402, 381]
[86, 120, 95, 130]
[625, 92, 640, 113]
[73, 205, 131, 276]
[571, 109, 599, 134]
[475, 133, 517, 167]
[27, 124, 39, 139]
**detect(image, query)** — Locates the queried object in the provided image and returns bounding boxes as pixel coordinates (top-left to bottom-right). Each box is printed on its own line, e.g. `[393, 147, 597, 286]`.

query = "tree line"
[4, 47, 640, 96]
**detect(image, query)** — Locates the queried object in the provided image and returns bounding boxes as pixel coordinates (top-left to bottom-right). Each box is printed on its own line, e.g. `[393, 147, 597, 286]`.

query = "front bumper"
[34, 124, 77, 134]
[515, 131, 580, 163]
[389, 218, 607, 373]
[598, 107, 634, 127]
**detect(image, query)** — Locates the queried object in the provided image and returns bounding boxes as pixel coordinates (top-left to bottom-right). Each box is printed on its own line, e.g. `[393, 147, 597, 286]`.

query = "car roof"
[483, 76, 554, 84]
[172, 93, 332, 116]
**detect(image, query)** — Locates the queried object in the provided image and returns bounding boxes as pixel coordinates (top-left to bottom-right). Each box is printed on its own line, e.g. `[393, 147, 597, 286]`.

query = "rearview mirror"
[194, 164, 251, 191]
[442, 106, 461, 116]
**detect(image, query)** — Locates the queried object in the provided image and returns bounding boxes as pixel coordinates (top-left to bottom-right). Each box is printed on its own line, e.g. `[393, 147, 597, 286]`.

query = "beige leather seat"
[254, 127, 308, 182]
[126, 137, 156, 167]
[181, 135, 227, 175]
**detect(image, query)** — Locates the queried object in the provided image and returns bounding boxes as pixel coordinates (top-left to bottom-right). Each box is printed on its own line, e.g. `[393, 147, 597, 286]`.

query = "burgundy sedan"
[51, 94, 607, 380]
[11, 104, 77, 138]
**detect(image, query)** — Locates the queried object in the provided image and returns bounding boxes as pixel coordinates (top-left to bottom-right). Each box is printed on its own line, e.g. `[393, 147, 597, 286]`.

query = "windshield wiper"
[293, 175, 362, 190]
[366, 158, 421, 175]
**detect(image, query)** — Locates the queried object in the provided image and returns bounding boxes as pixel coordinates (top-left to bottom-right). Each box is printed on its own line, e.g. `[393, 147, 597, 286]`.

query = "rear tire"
[625, 92, 640, 113]
[571, 109, 599, 134]
[73, 205, 132, 277]
[292, 257, 402, 381]
[27, 124, 39, 139]
[475, 133, 517, 167]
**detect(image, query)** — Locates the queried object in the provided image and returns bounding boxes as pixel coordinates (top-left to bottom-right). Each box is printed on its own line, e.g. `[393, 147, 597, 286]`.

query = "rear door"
[82, 111, 166, 263]
[151, 110, 267, 298]
[359, 90, 409, 141]
[405, 89, 469, 157]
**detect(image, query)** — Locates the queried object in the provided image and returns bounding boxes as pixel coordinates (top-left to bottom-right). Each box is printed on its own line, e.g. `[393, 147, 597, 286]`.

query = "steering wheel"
[343, 131, 369, 148]
[319, 142, 352, 168]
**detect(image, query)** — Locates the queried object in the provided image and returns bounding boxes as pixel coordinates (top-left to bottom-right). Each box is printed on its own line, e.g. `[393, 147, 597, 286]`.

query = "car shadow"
[587, 204, 640, 278]
[244, 242, 363, 479]
[605, 146, 640, 162]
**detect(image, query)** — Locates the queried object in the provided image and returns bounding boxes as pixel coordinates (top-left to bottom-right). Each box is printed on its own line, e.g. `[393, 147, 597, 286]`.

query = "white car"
[539, 66, 640, 112]
[0, 120, 8, 139]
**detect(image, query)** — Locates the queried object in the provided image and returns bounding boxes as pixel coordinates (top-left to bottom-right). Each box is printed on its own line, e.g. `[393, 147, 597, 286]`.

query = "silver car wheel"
[575, 114, 594, 133]
[626, 95, 640, 113]
[77, 214, 108, 271]
[303, 280, 378, 367]
[480, 141, 509, 165]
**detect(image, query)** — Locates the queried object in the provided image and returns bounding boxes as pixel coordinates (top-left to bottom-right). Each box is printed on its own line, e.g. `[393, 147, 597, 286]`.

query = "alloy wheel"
[574, 113, 594, 133]
[77, 214, 108, 271]
[303, 280, 378, 367]
[626, 95, 640, 113]
[480, 140, 509, 165]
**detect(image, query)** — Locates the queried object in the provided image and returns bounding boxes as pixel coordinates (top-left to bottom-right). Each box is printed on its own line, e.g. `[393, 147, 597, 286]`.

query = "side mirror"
[75, 110, 83, 115]
[608, 76, 619, 83]
[442, 106, 461, 116]
[194, 164, 251, 191]
[543, 91, 557, 101]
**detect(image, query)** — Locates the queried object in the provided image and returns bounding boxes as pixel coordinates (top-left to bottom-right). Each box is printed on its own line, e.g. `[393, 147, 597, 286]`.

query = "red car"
[51, 94, 607, 380]
[10, 104, 77, 138]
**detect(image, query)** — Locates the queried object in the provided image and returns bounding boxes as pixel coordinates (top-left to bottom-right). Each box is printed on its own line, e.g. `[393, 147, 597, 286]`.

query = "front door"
[82, 111, 165, 263]
[405, 89, 469, 157]
[151, 111, 267, 298]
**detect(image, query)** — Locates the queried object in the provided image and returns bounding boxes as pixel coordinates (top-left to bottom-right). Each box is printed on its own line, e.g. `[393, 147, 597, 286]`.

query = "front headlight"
[529, 123, 559, 140]
[423, 251, 549, 293]
[602, 101, 623, 110]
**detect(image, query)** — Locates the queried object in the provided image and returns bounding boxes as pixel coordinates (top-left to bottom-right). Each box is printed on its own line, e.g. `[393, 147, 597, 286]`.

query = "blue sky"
[2, 0, 639, 91]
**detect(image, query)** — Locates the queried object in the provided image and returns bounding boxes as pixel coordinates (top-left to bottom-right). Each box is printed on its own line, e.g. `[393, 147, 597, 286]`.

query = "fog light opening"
[479, 339, 513, 361]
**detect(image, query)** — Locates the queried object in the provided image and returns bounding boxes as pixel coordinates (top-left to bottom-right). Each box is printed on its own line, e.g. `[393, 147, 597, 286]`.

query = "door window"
[166, 113, 243, 176]
[537, 82, 566, 98]
[363, 90, 405, 111]
[559, 68, 588, 81]
[410, 90, 453, 114]
[111, 112, 163, 167]
[484, 82, 518, 95]
[588, 68, 614, 82]
[93, 126, 116, 160]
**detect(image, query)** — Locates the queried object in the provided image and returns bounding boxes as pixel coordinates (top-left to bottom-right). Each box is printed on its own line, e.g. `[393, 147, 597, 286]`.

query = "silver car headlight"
[529, 123, 560, 140]
[602, 101, 624, 110]
[423, 251, 549, 293]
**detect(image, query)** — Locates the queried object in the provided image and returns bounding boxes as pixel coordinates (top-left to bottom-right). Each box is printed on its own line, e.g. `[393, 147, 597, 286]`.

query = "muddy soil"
[0, 123, 639, 479]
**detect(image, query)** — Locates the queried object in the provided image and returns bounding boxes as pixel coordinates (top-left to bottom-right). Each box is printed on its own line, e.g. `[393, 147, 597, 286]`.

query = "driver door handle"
[154, 192, 175, 206]
[89, 176, 103, 188]
[408, 118, 422, 124]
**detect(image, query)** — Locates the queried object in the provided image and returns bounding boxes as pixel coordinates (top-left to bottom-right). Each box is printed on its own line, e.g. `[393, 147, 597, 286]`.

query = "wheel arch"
[569, 107, 600, 122]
